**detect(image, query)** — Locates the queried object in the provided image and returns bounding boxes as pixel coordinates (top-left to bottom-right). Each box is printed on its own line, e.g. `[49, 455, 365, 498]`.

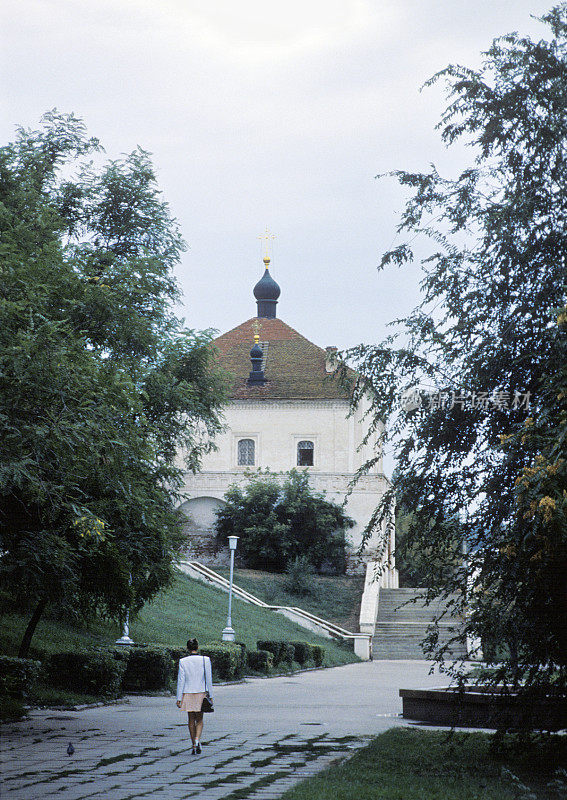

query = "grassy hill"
[1, 570, 360, 669]
[215, 567, 364, 631]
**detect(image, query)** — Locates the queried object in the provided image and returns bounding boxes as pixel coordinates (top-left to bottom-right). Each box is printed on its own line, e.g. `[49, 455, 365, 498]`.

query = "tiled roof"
[213, 317, 355, 400]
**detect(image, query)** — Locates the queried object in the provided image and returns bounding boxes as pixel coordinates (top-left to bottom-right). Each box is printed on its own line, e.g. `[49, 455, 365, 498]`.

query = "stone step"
[373, 589, 467, 660]
[372, 621, 467, 660]
[376, 589, 462, 624]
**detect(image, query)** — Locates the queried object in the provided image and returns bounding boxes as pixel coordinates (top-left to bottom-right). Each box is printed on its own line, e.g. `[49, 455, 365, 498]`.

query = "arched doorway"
[178, 496, 227, 563]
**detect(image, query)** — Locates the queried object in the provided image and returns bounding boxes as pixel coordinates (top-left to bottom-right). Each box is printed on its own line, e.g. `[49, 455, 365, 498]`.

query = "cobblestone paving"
[1, 661, 452, 799]
[1, 717, 368, 800]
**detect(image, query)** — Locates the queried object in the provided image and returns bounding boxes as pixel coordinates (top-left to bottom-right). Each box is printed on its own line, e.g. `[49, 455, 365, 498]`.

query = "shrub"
[311, 645, 325, 667]
[233, 642, 247, 678]
[289, 642, 316, 666]
[200, 643, 242, 681]
[257, 640, 282, 665]
[281, 643, 295, 666]
[215, 470, 352, 572]
[0, 696, 26, 721]
[120, 647, 172, 692]
[283, 556, 314, 596]
[247, 650, 274, 673]
[257, 640, 296, 667]
[165, 644, 246, 684]
[47, 651, 125, 698]
[0, 656, 42, 699]
[164, 647, 189, 681]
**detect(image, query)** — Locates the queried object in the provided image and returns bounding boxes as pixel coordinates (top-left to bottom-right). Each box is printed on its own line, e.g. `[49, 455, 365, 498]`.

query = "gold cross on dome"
[252, 319, 261, 338]
[258, 227, 276, 261]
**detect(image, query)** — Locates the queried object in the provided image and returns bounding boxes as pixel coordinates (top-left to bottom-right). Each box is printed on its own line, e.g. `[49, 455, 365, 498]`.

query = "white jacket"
[177, 654, 214, 702]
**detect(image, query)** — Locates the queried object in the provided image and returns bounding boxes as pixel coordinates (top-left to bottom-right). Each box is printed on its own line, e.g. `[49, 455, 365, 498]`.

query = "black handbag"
[201, 656, 214, 713]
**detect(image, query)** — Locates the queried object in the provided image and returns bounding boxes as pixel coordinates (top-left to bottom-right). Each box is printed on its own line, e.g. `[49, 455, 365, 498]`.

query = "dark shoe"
[191, 746, 196, 755]
[196, 743, 202, 754]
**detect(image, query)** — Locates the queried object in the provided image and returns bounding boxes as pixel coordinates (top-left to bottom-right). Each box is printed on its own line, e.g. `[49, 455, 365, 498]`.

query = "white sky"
[1, 1, 554, 351]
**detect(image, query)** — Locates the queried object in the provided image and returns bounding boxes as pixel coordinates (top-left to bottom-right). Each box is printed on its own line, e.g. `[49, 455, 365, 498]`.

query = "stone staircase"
[372, 588, 467, 660]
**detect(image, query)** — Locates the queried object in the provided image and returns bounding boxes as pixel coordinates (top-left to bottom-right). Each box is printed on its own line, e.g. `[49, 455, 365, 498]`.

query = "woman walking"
[176, 638, 214, 754]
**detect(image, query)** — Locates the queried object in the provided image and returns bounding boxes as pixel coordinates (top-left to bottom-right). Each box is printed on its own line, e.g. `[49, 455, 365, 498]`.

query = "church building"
[180, 255, 396, 578]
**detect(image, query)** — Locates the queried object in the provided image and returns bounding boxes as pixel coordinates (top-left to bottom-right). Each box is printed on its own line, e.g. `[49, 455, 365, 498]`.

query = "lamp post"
[116, 573, 134, 646]
[115, 610, 134, 646]
[222, 536, 239, 642]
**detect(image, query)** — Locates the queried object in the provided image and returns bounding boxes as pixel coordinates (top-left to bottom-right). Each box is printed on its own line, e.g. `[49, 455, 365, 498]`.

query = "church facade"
[180, 257, 396, 577]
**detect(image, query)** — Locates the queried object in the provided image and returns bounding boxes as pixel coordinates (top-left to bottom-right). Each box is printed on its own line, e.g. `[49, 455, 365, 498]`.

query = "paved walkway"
[1, 661, 452, 800]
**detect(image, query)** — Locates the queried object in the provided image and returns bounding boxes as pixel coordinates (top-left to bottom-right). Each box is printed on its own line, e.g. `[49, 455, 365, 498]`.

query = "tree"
[394, 505, 463, 590]
[214, 469, 354, 573]
[0, 112, 226, 656]
[348, 7, 567, 702]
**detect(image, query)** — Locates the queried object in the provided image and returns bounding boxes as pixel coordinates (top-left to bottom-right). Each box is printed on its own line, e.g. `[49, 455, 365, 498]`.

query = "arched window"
[297, 440, 314, 466]
[237, 438, 255, 466]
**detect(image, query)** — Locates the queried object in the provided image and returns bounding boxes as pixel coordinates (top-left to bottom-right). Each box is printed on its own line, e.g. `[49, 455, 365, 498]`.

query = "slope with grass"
[215, 568, 364, 631]
[0, 570, 359, 668]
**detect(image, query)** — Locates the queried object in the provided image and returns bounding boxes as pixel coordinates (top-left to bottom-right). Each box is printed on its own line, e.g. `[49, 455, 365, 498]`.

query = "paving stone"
[1, 661, 454, 799]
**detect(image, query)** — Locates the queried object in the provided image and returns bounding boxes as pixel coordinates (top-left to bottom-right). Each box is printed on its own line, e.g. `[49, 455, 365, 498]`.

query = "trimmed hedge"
[257, 640, 296, 667]
[247, 649, 274, 673]
[0, 696, 26, 721]
[120, 647, 172, 692]
[0, 656, 42, 699]
[233, 642, 247, 678]
[47, 651, 126, 697]
[312, 645, 325, 667]
[289, 642, 316, 666]
[164, 647, 188, 682]
[166, 643, 246, 683]
[261, 641, 325, 668]
[200, 643, 242, 681]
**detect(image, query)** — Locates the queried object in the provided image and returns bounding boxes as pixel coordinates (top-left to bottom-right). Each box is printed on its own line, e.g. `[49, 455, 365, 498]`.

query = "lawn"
[280, 728, 567, 800]
[1, 570, 360, 669]
[215, 567, 364, 631]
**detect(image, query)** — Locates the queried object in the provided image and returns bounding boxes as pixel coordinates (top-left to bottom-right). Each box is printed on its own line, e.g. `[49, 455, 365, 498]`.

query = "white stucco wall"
[179, 397, 393, 570]
[192, 398, 383, 474]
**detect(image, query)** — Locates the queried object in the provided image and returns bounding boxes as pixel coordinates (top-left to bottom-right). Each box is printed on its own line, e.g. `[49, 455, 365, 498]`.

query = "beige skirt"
[179, 692, 206, 712]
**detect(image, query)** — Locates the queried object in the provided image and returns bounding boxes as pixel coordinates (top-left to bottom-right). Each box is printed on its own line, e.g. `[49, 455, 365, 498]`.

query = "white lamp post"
[222, 536, 239, 642]
[115, 610, 134, 646]
[116, 573, 134, 646]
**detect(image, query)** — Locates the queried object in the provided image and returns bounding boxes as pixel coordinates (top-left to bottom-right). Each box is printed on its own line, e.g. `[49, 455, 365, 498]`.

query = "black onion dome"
[253, 268, 281, 301]
[250, 341, 263, 359]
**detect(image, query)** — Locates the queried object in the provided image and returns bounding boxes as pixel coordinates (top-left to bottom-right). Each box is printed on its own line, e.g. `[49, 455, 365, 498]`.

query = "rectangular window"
[297, 440, 314, 466]
[237, 438, 255, 466]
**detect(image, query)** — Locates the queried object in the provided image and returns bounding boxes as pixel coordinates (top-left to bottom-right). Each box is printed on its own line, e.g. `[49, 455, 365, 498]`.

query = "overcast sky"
[1, 1, 554, 352]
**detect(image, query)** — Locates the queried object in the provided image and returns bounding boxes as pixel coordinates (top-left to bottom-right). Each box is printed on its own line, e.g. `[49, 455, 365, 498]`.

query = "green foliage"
[0, 112, 226, 656]
[311, 645, 325, 668]
[0, 655, 41, 699]
[347, 8, 567, 706]
[288, 642, 317, 667]
[165, 647, 189, 670]
[200, 643, 242, 681]
[119, 647, 172, 692]
[46, 650, 126, 697]
[233, 641, 247, 678]
[247, 649, 274, 673]
[0, 572, 359, 672]
[283, 556, 315, 596]
[0, 696, 26, 722]
[215, 470, 353, 573]
[257, 640, 297, 667]
[395, 507, 464, 589]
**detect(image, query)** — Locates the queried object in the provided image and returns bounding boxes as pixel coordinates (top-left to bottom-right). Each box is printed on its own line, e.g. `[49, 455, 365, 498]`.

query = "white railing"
[358, 561, 380, 635]
[177, 560, 372, 660]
